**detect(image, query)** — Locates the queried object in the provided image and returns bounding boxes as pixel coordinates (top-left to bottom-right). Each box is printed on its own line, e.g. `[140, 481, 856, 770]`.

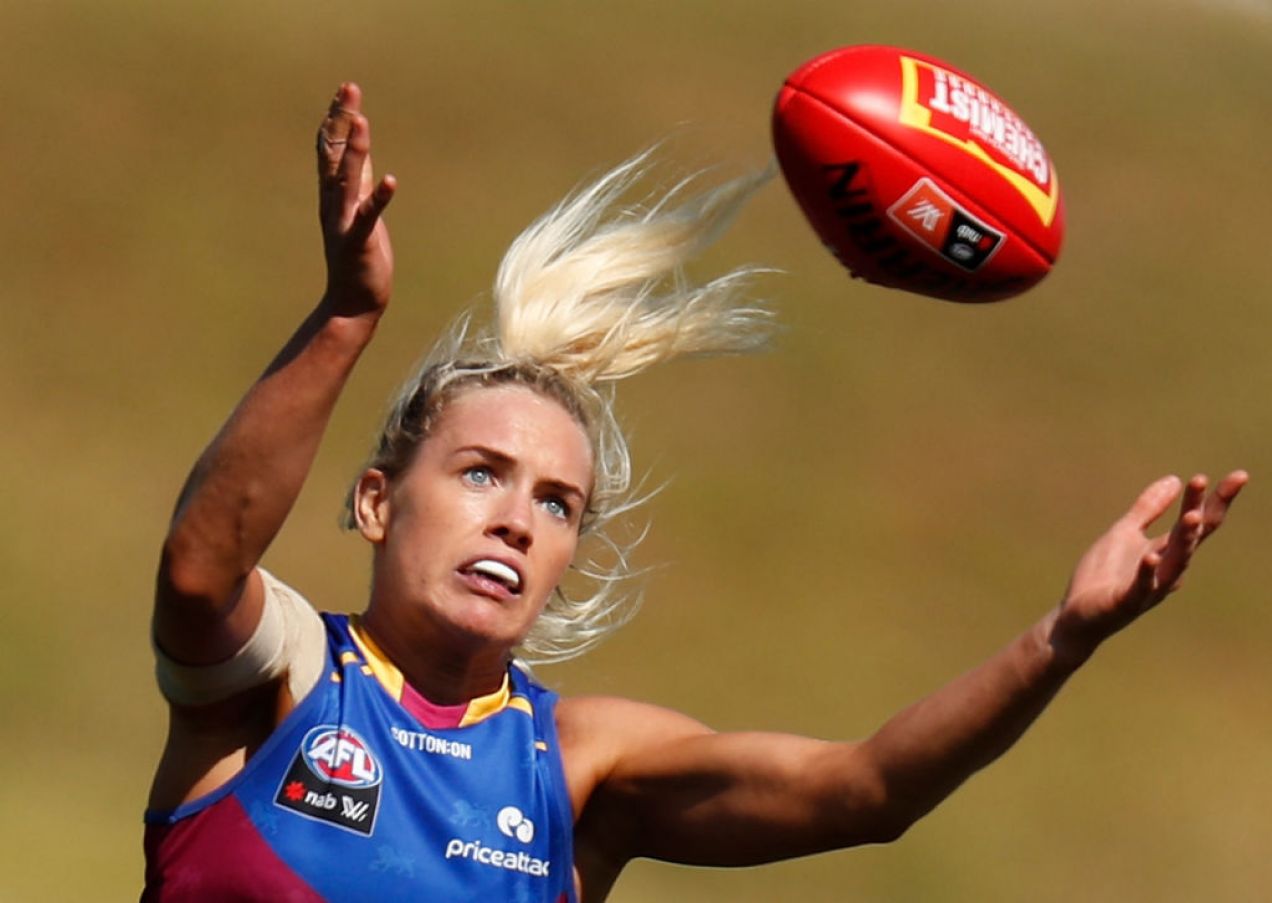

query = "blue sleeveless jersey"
[143, 614, 576, 902]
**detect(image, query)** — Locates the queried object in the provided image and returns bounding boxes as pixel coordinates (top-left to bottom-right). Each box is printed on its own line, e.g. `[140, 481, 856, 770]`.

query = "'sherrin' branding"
[896, 55, 1060, 227]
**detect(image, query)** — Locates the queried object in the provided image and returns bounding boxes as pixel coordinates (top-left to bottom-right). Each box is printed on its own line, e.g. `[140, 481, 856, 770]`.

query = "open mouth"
[464, 559, 522, 593]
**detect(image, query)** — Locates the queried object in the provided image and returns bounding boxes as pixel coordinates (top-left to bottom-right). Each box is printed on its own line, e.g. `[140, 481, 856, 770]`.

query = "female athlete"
[141, 84, 1247, 901]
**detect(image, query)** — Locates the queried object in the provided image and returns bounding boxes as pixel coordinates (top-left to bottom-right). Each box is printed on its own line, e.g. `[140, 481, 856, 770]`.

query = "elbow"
[847, 782, 921, 846]
[864, 808, 916, 845]
[156, 526, 245, 614]
[822, 749, 925, 847]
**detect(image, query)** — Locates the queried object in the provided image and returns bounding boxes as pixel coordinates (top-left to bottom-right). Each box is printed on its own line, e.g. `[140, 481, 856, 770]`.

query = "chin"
[439, 599, 535, 651]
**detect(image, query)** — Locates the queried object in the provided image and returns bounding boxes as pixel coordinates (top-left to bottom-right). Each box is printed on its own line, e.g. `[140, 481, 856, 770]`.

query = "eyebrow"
[454, 445, 588, 503]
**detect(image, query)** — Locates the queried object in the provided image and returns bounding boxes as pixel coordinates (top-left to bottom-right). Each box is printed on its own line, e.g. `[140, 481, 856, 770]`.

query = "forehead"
[426, 384, 594, 485]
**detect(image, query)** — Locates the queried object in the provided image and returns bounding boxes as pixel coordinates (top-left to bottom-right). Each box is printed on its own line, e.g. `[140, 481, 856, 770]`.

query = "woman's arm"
[849, 470, 1249, 838]
[569, 471, 1247, 876]
[153, 83, 396, 668]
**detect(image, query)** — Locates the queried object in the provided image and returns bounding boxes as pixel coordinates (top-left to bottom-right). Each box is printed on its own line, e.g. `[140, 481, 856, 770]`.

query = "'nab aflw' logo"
[275, 725, 383, 835]
[887, 178, 1004, 272]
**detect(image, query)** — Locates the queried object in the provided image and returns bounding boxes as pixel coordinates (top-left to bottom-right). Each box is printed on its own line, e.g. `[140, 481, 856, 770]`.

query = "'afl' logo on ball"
[302, 725, 382, 788]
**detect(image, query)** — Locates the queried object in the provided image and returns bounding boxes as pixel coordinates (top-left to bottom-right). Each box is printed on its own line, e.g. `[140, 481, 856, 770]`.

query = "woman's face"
[356, 383, 594, 652]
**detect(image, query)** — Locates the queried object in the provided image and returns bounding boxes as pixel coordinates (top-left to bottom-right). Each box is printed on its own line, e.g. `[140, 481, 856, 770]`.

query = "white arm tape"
[153, 568, 327, 707]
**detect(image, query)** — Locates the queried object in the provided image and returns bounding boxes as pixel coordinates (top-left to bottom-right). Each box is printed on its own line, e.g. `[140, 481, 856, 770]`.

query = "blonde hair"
[350, 151, 774, 664]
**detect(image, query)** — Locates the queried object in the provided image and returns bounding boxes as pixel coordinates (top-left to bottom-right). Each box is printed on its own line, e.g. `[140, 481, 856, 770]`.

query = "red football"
[773, 45, 1064, 302]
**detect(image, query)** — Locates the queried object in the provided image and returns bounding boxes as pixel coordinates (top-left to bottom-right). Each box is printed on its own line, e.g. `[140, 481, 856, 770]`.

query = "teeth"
[470, 560, 521, 590]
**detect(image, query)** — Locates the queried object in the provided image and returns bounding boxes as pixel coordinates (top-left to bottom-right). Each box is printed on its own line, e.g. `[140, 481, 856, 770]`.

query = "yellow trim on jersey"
[459, 684, 520, 727]
[456, 692, 534, 727]
[348, 617, 405, 700]
[348, 616, 528, 725]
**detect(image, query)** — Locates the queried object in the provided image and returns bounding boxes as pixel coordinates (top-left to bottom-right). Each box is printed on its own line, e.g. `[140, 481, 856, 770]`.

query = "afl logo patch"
[275, 724, 382, 836]
[302, 726, 382, 788]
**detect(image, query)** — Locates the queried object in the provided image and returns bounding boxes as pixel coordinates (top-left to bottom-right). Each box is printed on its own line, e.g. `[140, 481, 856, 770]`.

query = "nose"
[488, 488, 533, 552]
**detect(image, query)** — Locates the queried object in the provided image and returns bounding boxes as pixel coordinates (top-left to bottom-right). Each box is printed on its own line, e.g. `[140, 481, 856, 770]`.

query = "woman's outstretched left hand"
[1050, 470, 1248, 666]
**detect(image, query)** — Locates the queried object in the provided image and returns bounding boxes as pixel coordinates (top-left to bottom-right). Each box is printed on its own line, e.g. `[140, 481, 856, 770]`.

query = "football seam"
[779, 82, 1058, 267]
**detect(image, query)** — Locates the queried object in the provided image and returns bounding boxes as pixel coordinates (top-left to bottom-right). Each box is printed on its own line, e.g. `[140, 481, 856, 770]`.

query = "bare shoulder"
[555, 696, 715, 900]
[557, 695, 711, 749]
[555, 695, 712, 806]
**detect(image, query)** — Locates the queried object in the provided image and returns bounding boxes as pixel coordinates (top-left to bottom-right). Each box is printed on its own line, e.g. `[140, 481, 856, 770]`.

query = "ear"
[353, 468, 392, 543]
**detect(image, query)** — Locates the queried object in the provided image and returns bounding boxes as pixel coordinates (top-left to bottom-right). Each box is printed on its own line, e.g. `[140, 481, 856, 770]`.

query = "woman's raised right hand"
[317, 82, 396, 318]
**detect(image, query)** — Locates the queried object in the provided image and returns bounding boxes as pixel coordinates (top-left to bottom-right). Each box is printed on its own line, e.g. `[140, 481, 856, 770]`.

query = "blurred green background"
[3, 1, 1270, 900]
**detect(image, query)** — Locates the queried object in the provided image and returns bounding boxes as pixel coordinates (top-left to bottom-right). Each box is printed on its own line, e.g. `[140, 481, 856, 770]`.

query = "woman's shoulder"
[555, 695, 714, 769]
[556, 694, 708, 728]
[551, 695, 713, 835]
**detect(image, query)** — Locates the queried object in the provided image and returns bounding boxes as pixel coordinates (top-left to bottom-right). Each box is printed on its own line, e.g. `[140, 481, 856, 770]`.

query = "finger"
[1124, 475, 1184, 531]
[1201, 469, 1250, 540]
[1134, 550, 1161, 605]
[1156, 508, 1203, 589]
[1159, 473, 1207, 558]
[347, 175, 397, 246]
[1179, 473, 1208, 516]
[337, 112, 374, 216]
[316, 83, 362, 182]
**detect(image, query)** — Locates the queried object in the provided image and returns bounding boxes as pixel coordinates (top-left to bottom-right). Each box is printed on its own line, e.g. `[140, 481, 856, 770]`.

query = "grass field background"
[2, 1, 1270, 900]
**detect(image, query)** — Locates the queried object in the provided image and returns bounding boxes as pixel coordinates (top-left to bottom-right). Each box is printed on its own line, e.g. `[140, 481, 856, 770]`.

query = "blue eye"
[464, 466, 493, 486]
[542, 497, 570, 520]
